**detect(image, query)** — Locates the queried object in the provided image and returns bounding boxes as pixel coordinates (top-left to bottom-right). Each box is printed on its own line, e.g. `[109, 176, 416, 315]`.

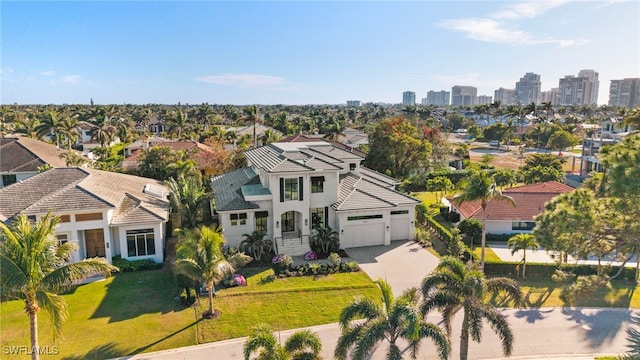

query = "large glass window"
[230, 213, 247, 226]
[311, 208, 325, 229]
[311, 176, 324, 193]
[347, 214, 383, 221]
[511, 221, 535, 231]
[284, 178, 298, 201]
[255, 211, 268, 233]
[126, 229, 156, 257]
[56, 234, 68, 246]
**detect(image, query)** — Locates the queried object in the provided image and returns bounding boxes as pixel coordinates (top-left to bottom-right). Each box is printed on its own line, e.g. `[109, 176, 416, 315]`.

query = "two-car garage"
[338, 208, 415, 248]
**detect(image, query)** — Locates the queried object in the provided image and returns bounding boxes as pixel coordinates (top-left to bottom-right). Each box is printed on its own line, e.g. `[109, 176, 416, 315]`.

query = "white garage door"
[342, 223, 385, 248]
[391, 218, 411, 241]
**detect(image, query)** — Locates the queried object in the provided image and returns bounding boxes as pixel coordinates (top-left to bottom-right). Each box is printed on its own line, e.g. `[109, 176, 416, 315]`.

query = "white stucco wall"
[116, 222, 165, 263]
[49, 209, 113, 263]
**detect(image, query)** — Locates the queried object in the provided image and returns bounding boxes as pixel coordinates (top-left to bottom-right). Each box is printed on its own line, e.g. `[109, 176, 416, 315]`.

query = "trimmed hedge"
[424, 216, 454, 246]
[112, 256, 162, 272]
[484, 261, 637, 280]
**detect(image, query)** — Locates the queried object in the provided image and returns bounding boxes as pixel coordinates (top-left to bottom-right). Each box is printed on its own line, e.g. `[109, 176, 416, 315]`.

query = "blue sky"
[2, 1, 638, 105]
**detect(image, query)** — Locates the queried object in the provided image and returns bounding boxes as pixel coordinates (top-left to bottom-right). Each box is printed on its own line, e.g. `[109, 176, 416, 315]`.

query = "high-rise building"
[539, 88, 559, 105]
[515, 72, 541, 104]
[477, 95, 493, 105]
[558, 69, 599, 106]
[494, 87, 516, 105]
[346, 100, 361, 107]
[451, 86, 477, 106]
[424, 90, 450, 106]
[402, 91, 416, 105]
[608, 78, 640, 108]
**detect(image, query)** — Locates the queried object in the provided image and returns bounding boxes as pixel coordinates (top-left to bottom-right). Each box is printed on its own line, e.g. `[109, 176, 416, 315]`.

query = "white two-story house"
[212, 141, 419, 256]
[0, 167, 170, 264]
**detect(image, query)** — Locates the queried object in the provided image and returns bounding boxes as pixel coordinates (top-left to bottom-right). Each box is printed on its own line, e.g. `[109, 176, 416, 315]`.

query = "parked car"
[489, 140, 499, 147]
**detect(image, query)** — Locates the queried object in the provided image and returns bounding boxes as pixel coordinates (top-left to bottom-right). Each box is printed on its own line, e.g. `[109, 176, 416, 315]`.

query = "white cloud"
[491, 0, 569, 19]
[62, 75, 82, 85]
[196, 73, 285, 88]
[440, 18, 533, 45]
[439, 0, 588, 47]
[40, 70, 55, 76]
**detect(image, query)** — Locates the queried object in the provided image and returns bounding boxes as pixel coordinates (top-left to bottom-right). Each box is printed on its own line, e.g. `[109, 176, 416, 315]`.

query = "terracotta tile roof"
[0, 167, 169, 223]
[451, 181, 573, 221]
[0, 136, 70, 171]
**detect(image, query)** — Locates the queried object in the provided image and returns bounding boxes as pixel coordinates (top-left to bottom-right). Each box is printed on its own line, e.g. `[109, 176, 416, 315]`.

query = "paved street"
[119, 308, 638, 360]
[116, 241, 640, 360]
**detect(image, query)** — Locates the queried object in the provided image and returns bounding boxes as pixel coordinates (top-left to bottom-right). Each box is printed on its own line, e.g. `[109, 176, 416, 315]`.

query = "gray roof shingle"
[333, 173, 419, 211]
[0, 167, 169, 223]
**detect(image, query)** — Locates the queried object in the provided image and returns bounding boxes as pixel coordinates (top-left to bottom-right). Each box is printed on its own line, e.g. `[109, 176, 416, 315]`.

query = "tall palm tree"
[58, 150, 86, 167]
[244, 105, 261, 148]
[453, 170, 515, 271]
[58, 115, 79, 150]
[165, 175, 208, 229]
[421, 256, 522, 360]
[90, 115, 117, 148]
[173, 225, 251, 318]
[14, 116, 42, 139]
[0, 212, 116, 360]
[507, 233, 539, 278]
[167, 110, 192, 140]
[36, 110, 63, 148]
[244, 324, 323, 360]
[260, 129, 281, 145]
[335, 279, 450, 360]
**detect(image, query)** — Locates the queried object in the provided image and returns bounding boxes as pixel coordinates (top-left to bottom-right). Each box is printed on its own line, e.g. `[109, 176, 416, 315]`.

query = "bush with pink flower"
[304, 251, 318, 261]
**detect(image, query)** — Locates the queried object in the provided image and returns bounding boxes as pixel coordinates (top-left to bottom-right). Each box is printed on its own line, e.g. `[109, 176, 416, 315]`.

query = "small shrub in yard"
[328, 252, 341, 267]
[272, 254, 293, 275]
[179, 288, 197, 307]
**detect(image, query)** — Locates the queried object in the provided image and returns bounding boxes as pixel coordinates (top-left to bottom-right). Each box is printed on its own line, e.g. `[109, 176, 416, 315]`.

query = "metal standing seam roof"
[212, 168, 261, 212]
[333, 173, 419, 211]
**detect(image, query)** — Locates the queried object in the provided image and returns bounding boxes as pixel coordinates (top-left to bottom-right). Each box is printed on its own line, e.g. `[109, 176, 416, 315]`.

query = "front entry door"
[85, 229, 106, 258]
[281, 211, 295, 233]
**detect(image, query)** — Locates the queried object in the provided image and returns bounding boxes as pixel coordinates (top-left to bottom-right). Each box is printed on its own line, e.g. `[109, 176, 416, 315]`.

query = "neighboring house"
[281, 134, 367, 157]
[223, 124, 283, 149]
[579, 117, 636, 174]
[211, 141, 419, 256]
[449, 181, 573, 235]
[0, 136, 75, 188]
[147, 118, 166, 135]
[340, 128, 369, 148]
[123, 135, 168, 157]
[121, 140, 215, 173]
[0, 167, 170, 264]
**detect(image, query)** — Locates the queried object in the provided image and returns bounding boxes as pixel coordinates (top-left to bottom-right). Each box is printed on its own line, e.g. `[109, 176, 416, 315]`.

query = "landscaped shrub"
[458, 218, 482, 245]
[484, 261, 637, 280]
[414, 227, 433, 248]
[424, 215, 453, 246]
[112, 256, 161, 272]
[179, 288, 197, 307]
[486, 233, 513, 242]
[272, 254, 293, 275]
[448, 212, 461, 223]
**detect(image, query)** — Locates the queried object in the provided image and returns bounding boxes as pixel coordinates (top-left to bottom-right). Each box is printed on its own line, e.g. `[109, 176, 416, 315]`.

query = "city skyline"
[2, 1, 639, 105]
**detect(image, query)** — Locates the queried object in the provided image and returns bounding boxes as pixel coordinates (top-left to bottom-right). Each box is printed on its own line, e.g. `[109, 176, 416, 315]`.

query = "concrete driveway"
[344, 240, 440, 296]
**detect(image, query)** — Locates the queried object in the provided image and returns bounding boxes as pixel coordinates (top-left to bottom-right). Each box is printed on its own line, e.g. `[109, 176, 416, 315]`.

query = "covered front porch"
[274, 210, 311, 256]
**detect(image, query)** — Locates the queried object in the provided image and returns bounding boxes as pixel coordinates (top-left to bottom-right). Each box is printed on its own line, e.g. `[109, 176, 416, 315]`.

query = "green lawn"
[0, 267, 379, 359]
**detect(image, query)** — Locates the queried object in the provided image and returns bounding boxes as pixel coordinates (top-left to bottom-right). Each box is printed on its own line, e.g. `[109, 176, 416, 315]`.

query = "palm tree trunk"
[481, 207, 487, 272]
[460, 310, 470, 360]
[29, 310, 39, 360]
[635, 248, 639, 284]
[522, 251, 527, 278]
[207, 282, 214, 315]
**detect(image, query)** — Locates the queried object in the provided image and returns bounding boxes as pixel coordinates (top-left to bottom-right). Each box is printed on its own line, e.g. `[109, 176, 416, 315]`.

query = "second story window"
[311, 176, 324, 193]
[284, 178, 298, 201]
[349, 163, 356, 171]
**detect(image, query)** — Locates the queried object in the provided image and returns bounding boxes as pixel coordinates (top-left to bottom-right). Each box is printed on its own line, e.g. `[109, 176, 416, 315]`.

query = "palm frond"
[338, 297, 382, 329]
[36, 291, 68, 340]
[334, 322, 365, 360]
[42, 258, 117, 293]
[412, 323, 451, 360]
[481, 305, 514, 356]
[352, 317, 388, 360]
[486, 277, 523, 306]
[0, 253, 28, 295]
[284, 329, 322, 358]
[243, 324, 278, 360]
[374, 278, 395, 313]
